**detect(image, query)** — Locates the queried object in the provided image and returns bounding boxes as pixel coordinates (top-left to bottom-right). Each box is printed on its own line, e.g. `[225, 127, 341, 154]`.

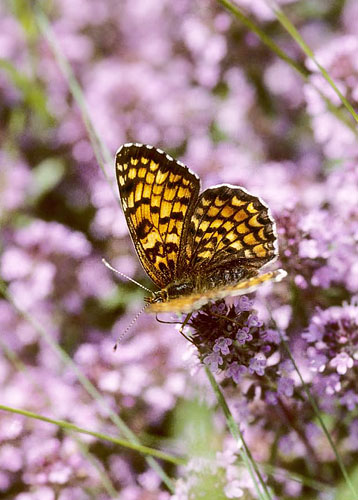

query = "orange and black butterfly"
[115, 143, 286, 313]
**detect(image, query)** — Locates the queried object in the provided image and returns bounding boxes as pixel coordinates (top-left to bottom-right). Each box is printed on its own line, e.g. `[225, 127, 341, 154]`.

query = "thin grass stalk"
[217, 0, 358, 136]
[205, 367, 273, 500]
[217, 0, 308, 77]
[261, 464, 331, 494]
[75, 440, 118, 499]
[0, 404, 185, 466]
[75, 438, 119, 498]
[266, 0, 358, 124]
[0, 339, 119, 497]
[280, 334, 358, 499]
[34, 8, 116, 196]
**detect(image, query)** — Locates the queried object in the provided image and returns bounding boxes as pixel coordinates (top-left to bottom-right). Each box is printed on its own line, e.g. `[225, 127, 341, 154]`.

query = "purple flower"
[211, 302, 227, 314]
[203, 352, 223, 373]
[224, 481, 244, 498]
[299, 238, 321, 259]
[330, 352, 354, 375]
[189, 299, 281, 389]
[213, 336, 232, 355]
[340, 391, 358, 411]
[249, 353, 266, 376]
[236, 327, 253, 345]
[302, 317, 324, 343]
[307, 348, 327, 372]
[323, 374, 342, 396]
[303, 299, 358, 383]
[277, 377, 295, 397]
[279, 359, 294, 374]
[278, 434, 295, 456]
[235, 296, 254, 312]
[247, 313, 263, 328]
[0, 154, 30, 212]
[226, 362, 248, 383]
[347, 420, 358, 451]
[265, 391, 278, 405]
[260, 329, 281, 344]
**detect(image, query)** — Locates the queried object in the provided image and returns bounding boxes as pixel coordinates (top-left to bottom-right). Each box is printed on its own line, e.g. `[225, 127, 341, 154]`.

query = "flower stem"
[205, 367, 273, 500]
[0, 404, 185, 466]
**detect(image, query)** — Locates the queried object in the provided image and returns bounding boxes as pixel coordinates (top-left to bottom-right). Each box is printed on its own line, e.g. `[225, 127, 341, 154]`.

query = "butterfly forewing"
[116, 144, 200, 288]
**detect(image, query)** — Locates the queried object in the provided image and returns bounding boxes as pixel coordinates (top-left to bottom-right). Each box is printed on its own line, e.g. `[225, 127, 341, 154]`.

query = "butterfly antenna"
[113, 302, 150, 351]
[102, 258, 152, 293]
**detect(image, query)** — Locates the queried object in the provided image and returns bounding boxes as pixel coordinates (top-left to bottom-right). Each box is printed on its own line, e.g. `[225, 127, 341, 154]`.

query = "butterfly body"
[115, 143, 286, 313]
[149, 265, 251, 301]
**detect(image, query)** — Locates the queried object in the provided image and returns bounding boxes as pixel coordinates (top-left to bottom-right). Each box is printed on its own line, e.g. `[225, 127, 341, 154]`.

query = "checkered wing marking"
[116, 144, 200, 288]
[180, 185, 277, 273]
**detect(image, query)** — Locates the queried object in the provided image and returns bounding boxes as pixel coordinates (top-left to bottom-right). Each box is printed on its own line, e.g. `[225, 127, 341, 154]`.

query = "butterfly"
[115, 143, 286, 314]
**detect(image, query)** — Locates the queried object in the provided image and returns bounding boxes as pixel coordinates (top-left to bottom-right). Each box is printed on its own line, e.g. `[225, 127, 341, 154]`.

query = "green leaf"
[30, 157, 66, 201]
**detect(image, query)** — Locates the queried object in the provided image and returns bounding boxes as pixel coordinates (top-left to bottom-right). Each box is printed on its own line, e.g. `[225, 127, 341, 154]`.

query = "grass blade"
[206, 367, 273, 500]
[280, 334, 358, 499]
[267, 0, 358, 124]
[0, 404, 185, 466]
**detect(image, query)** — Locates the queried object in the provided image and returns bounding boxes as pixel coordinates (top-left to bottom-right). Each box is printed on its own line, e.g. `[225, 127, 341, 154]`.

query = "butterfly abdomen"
[198, 266, 257, 292]
[163, 266, 255, 301]
[164, 279, 195, 300]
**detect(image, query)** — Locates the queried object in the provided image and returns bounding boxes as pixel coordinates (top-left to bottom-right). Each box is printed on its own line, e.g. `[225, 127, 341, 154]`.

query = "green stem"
[280, 335, 358, 499]
[34, 8, 116, 195]
[205, 367, 272, 500]
[269, 1, 358, 124]
[0, 404, 185, 466]
[217, 0, 308, 77]
[262, 463, 331, 493]
[217, 0, 358, 135]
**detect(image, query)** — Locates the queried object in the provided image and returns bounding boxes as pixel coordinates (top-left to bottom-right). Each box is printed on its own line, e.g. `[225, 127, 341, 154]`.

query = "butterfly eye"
[151, 290, 167, 303]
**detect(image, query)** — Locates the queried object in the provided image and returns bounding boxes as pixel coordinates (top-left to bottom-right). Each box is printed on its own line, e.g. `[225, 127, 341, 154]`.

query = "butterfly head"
[145, 279, 196, 306]
[145, 289, 168, 305]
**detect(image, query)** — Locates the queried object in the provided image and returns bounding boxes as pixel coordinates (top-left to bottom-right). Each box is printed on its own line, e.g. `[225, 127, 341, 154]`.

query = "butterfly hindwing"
[180, 185, 277, 273]
[116, 144, 200, 288]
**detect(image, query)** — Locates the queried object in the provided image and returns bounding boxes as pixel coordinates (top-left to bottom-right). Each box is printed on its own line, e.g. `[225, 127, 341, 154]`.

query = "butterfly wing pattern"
[116, 144, 200, 288]
[181, 185, 277, 271]
[115, 143, 286, 313]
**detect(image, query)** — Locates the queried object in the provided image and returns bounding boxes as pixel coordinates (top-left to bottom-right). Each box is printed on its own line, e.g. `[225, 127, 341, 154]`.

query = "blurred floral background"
[1, 0, 358, 498]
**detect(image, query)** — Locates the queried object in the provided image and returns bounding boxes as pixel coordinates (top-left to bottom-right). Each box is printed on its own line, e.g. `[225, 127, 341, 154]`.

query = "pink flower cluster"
[1, 0, 358, 498]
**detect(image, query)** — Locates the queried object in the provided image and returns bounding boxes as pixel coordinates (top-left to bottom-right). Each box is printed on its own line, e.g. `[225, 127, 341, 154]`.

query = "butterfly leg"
[178, 313, 193, 343]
